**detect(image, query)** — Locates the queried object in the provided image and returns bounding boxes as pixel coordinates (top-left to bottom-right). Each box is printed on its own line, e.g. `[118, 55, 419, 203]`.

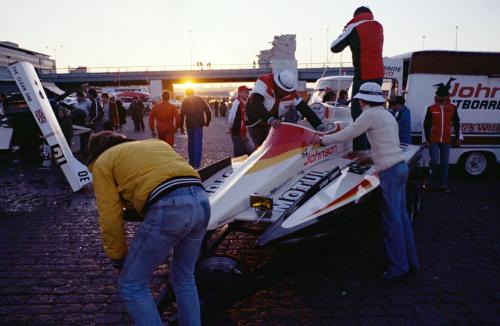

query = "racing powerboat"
[200, 121, 422, 247]
[8, 62, 421, 245]
[156, 120, 423, 319]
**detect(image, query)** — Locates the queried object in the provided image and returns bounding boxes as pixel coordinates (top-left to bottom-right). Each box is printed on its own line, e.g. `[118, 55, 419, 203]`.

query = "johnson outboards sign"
[449, 81, 500, 110]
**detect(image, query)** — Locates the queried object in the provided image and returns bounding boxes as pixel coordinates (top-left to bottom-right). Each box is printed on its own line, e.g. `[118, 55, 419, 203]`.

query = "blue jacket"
[391, 106, 411, 144]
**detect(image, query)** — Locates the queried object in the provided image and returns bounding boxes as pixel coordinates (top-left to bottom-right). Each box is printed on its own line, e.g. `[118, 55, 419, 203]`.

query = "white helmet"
[353, 82, 386, 103]
[274, 70, 297, 92]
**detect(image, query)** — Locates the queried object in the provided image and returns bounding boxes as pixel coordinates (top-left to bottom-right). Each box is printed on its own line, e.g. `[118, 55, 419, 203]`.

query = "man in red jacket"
[423, 80, 463, 192]
[227, 85, 252, 156]
[149, 90, 180, 147]
[245, 70, 325, 147]
[331, 6, 384, 152]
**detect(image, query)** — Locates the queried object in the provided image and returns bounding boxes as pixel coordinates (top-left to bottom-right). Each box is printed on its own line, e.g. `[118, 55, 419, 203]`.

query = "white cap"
[353, 82, 386, 103]
[274, 70, 297, 92]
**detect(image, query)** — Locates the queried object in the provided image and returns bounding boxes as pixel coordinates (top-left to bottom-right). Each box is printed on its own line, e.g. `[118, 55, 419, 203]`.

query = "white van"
[310, 51, 500, 176]
[308, 58, 404, 126]
[401, 51, 500, 176]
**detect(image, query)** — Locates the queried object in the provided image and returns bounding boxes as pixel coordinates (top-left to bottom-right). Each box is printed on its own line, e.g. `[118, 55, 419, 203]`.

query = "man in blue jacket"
[390, 96, 411, 144]
[180, 89, 212, 169]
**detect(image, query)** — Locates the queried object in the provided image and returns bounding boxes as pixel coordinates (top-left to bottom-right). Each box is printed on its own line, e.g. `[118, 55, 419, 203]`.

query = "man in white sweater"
[319, 82, 419, 281]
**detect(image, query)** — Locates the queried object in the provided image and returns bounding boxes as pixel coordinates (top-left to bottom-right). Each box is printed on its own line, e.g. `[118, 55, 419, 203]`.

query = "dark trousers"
[187, 127, 203, 169]
[231, 135, 253, 157]
[351, 78, 383, 151]
[103, 121, 114, 131]
[133, 118, 145, 132]
[92, 120, 104, 132]
[248, 122, 270, 148]
[79, 133, 89, 154]
[429, 143, 451, 186]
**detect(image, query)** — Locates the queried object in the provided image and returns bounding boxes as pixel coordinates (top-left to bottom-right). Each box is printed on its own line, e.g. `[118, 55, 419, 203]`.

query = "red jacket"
[252, 73, 296, 114]
[424, 98, 462, 144]
[246, 73, 323, 130]
[330, 12, 384, 81]
[149, 101, 180, 133]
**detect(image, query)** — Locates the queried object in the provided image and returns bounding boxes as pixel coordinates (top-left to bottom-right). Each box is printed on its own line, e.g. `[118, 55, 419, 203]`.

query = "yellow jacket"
[89, 139, 200, 260]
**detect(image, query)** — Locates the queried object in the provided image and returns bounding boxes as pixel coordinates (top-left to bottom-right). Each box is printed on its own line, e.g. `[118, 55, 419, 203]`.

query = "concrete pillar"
[150, 80, 174, 102]
[272, 59, 298, 77]
[162, 80, 174, 97]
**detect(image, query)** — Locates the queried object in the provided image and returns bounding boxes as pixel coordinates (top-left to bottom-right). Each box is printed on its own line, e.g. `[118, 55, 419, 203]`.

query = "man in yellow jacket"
[88, 131, 210, 326]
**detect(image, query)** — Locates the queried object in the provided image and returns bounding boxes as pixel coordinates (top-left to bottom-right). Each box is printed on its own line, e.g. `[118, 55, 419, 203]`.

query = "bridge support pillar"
[149, 80, 174, 102]
[162, 80, 174, 97]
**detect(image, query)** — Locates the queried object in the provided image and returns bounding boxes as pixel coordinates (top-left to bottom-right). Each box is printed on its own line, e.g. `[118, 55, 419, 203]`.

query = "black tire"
[156, 255, 246, 316]
[460, 151, 490, 177]
[195, 255, 247, 291]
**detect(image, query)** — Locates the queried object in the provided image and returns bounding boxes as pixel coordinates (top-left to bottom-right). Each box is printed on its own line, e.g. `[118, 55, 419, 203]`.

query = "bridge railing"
[46, 61, 353, 74]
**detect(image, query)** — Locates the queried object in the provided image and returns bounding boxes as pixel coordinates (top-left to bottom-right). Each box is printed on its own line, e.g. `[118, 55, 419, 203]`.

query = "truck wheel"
[462, 152, 489, 177]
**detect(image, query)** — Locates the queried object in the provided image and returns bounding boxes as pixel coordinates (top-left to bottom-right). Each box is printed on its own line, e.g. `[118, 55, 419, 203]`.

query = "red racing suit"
[246, 73, 323, 129]
[424, 98, 463, 144]
[330, 12, 384, 81]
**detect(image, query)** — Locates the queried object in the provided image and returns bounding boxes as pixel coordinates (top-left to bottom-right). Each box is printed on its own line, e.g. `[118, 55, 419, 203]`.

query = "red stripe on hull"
[260, 124, 317, 160]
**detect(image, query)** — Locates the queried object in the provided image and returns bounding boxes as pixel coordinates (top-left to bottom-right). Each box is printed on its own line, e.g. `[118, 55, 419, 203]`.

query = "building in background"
[0, 41, 55, 73]
[69, 66, 88, 73]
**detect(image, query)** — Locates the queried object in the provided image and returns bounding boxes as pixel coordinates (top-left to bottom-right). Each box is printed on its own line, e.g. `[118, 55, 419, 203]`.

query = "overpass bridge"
[39, 66, 354, 89]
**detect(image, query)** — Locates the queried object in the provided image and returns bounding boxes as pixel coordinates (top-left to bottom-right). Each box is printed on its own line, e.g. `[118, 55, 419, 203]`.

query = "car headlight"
[249, 194, 273, 211]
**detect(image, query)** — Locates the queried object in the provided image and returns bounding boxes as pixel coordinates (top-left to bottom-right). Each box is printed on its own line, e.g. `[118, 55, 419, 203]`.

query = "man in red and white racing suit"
[330, 6, 384, 152]
[245, 70, 325, 147]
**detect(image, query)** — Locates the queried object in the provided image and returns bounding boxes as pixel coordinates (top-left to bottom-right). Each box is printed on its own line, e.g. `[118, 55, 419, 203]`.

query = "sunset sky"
[3, 0, 500, 71]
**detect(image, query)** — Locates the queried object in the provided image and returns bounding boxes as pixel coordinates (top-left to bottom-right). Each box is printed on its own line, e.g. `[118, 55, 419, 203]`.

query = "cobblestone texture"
[1, 116, 499, 325]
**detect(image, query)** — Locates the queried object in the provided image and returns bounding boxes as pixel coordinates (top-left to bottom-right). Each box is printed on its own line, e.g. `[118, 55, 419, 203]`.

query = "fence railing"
[46, 61, 353, 74]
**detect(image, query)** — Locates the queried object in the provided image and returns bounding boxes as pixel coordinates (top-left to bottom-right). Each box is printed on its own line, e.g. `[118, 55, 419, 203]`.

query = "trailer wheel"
[462, 152, 489, 177]
[196, 255, 247, 289]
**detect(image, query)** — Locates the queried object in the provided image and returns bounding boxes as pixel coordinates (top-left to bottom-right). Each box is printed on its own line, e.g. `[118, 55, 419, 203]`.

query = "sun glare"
[183, 81, 193, 88]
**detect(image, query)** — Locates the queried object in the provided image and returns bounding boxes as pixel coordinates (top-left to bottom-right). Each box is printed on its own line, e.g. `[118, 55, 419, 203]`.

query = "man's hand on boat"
[267, 118, 282, 129]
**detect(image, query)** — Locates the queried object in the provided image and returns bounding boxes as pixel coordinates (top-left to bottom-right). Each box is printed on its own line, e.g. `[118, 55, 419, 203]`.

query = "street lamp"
[422, 35, 426, 50]
[326, 27, 329, 65]
[46, 45, 63, 71]
[310, 37, 313, 68]
[189, 29, 194, 70]
[455, 26, 459, 51]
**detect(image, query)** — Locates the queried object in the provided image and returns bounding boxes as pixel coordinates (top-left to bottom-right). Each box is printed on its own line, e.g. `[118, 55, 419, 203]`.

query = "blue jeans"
[379, 162, 419, 277]
[429, 143, 451, 186]
[187, 127, 203, 169]
[118, 186, 210, 326]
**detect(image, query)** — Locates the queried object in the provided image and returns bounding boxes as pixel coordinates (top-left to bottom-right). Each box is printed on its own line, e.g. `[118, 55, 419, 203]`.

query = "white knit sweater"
[322, 105, 405, 171]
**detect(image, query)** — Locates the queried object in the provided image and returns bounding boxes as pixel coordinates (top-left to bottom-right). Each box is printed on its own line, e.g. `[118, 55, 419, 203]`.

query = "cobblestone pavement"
[0, 115, 499, 325]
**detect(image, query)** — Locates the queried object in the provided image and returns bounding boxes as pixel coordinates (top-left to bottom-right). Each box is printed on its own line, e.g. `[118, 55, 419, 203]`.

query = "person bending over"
[246, 70, 325, 147]
[88, 131, 210, 325]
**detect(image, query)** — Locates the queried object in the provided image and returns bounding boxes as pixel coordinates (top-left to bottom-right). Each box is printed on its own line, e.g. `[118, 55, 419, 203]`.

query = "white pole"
[310, 37, 313, 68]
[189, 29, 193, 70]
[455, 26, 458, 51]
[422, 35, 426, 50]
[326, 28, 329, 65]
